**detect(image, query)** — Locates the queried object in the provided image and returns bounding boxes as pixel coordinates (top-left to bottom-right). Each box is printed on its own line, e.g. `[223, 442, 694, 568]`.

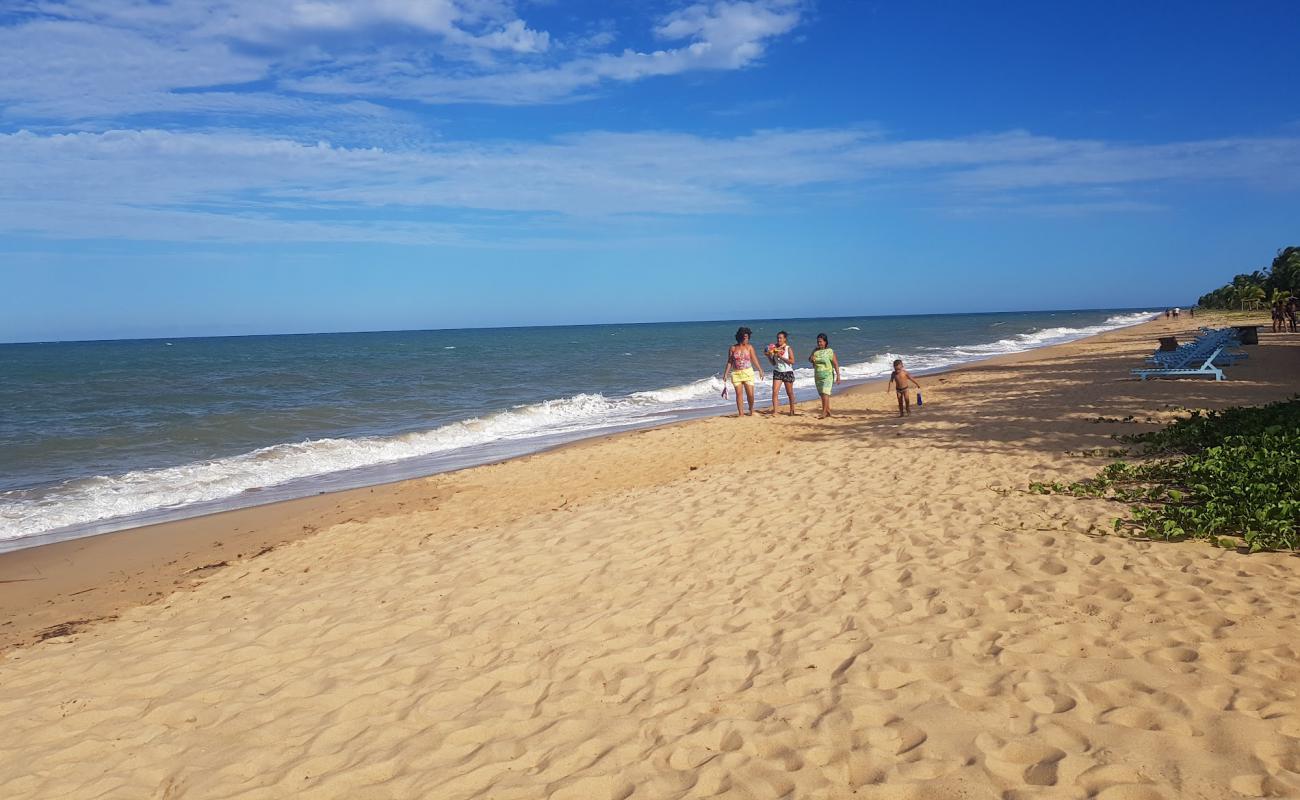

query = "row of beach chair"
[1132, 327, 1247, 381]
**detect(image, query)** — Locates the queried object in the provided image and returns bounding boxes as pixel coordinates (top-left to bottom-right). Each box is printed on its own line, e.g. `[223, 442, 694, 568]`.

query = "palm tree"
[1233, 283, 1266, 310]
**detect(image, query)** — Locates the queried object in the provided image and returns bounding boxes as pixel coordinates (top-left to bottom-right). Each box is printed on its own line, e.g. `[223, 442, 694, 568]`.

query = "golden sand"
[1, 313, 1298, 799]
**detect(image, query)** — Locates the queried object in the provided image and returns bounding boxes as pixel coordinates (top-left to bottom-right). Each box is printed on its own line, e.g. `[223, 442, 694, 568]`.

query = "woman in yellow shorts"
[722, 326, 764, 416]
[809, 332, 841, 418]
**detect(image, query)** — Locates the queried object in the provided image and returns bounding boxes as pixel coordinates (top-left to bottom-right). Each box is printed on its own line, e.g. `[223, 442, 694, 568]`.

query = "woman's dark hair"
[777, 330, 788, 340]
[734, 326, 752, 344]
[816, 332, 829, 346]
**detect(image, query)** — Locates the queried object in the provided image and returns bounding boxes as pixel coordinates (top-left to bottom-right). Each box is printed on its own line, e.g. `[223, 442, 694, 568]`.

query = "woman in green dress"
[809, 333, 841, 418]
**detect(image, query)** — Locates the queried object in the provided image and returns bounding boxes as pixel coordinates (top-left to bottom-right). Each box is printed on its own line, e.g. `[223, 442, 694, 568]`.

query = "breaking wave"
[0, 311, 1157, 545]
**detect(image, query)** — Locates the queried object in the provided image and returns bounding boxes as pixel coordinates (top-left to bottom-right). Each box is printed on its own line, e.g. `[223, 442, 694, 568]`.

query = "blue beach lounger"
[1139, 327, 1246, 374]
[1133, 346, 1227, 381]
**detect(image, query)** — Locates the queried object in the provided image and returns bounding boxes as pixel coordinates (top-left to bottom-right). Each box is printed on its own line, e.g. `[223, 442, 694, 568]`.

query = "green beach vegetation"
[1032, 399, 1300, 552]
[1197, 246, 1300, 310]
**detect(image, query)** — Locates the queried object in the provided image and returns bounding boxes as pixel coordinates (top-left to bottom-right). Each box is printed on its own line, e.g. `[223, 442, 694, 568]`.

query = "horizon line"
[0, 305, 1164, 346]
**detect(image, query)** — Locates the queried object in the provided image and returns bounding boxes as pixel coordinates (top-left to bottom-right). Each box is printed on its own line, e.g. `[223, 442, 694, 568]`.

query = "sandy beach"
[2, 313, 1298, 799]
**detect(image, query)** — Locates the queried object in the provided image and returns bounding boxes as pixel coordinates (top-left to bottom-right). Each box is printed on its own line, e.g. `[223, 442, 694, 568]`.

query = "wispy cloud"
[946, 137, 1300, 191]
[283, 0, 804, 104]
[0, 0, 806, 122]
[4, 126, 1298, 243]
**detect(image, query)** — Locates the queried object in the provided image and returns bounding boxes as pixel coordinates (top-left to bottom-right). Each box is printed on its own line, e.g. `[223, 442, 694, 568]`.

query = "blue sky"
[2, 0, 1298, 341]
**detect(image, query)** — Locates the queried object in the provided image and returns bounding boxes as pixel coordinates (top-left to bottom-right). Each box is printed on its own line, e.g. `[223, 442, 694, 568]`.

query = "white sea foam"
[0, 311, 1157, 545]
[631, 376, 725, 404]
[839, 353, 902, 380]
[923, 312, 1156, 359]
[1, 392, 674, 542]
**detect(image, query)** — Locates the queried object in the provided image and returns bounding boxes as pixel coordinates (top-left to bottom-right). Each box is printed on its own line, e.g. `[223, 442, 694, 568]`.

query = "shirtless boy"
[886, 358, 921, 417]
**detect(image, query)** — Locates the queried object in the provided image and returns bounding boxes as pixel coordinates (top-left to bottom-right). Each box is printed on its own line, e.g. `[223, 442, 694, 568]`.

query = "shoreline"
[0, 310, 1157, 554]
[0, 312, 1262, 652]
[3, 311, 1299, 798]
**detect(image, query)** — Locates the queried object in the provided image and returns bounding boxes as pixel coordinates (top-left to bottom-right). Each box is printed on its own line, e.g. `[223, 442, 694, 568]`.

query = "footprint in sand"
[857, 717, 928, 756]
[1143, 645, 1199, 665]
[665, 744, 720, 771]
[1255, 738, 1300, 776]
[975, 733, 1066, 786]
[1076, 763, 1150, 795]
[1279, 716, 1300, 740]
[983, 591, 1023, 613]
[1036, 559, 1069, 576]
[1230, 773, 1300, 797]
[1012, 674, 1078, 715]
[1098, 584, 1133, 602]
[1023, 690, 1077, 714]
[1243, 695, 1294, 723]
[845, 749, 888, 787]
[1157, 587, 1203, 603]
[1091, 786, 1176, 799]
[865, 669, 916, 692]
[726, 768, 797, 798]
[893, 757, 957, 781]
[1033, 721, 1092, 756]
[1198, 684, 1237, 711]
[1098, 704, 1196, 736]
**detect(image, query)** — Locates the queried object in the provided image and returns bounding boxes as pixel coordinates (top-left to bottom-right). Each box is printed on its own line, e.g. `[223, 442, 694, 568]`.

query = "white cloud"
[947, 137, 1300, 190]
[655, 0, 801, 68]
[0, 0, 803, 122]
[3, 126, 1298, 244]
[0, 19, 267, 118]
[286, 1, 805, 103]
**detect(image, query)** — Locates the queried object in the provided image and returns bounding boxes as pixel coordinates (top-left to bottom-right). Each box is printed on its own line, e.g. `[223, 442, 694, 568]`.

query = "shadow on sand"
[790, 322, 1300, 458]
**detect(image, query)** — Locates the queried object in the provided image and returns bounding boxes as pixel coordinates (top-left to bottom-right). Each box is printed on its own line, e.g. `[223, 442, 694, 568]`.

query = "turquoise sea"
[0, 309, 1156, 551]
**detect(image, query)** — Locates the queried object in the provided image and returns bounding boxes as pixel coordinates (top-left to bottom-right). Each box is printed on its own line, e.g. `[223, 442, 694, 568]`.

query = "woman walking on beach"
[766, 330, 797, 415]
[722, 326, 764, 416]
[809, 333, 840, 418]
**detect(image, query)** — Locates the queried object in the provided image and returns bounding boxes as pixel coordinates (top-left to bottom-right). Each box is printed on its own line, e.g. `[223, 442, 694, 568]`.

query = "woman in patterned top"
[721, 326, 764, 417]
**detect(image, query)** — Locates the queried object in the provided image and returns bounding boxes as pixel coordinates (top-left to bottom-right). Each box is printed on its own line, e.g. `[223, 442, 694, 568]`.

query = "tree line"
[1197, 247, 1300, 310]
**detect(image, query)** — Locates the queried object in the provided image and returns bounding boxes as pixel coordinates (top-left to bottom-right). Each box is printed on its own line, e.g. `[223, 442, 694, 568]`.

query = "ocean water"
[0, 310, 1155, 551]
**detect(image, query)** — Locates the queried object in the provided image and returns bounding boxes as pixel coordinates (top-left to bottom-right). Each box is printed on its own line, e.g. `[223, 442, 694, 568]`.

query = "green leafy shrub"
[1120, 398, 1300, 455]
[1033, 398, 1300, 552]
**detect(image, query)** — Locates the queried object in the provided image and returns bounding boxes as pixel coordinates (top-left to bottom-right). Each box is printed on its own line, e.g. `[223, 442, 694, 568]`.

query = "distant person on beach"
[1189, 307, 1195, 318]
[809, 333, 840, 418]
[765, 331, 797, 416]
[722, 326, 764, 416]
[1173, 307, 1180, 318]
[1273, 301, 1286, 333]
[887, 359, 922, 417]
